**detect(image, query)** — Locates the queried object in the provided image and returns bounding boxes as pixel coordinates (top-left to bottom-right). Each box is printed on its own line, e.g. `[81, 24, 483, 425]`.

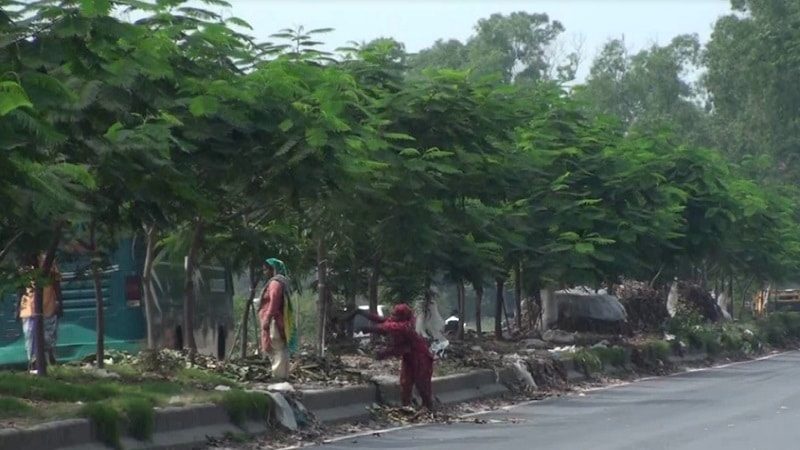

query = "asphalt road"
[316, 351, 800, 450]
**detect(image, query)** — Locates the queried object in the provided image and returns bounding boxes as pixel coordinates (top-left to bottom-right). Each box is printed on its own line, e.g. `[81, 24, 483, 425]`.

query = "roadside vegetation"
[0, 358, 274, 446]
[2, 0, 800, 368]
[2, 1, 800, 445]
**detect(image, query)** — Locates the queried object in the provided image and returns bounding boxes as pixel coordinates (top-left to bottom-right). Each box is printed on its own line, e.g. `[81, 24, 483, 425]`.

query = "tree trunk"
[316, 233, 328, 355]
[727, 274, 734, 318]
[515, 263, 522, 329]
[540, 287, 557, 331]
[368, 258, 380, 316]
[183, 220, 204, 356]
[495, 278, 504, 339]
[345, 289, 356, 339]
[34, 224, 63, 376]
[142, 225, 158, 349]
[457, 280, 465, 340]
[474, 284, 483, 335]
[241, 263, 260, 359]
[89, 221, 105, 368]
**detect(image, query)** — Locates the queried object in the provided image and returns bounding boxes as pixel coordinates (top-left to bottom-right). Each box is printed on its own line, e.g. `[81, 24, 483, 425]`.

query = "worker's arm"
[358, 310, 387, 324]
[364, 319, 412, 337]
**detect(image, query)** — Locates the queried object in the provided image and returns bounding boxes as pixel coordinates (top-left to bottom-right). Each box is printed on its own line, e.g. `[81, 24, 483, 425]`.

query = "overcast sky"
[201, 0, 733, 81]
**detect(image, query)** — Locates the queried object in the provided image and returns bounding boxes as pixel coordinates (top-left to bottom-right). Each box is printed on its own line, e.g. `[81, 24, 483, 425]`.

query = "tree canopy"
[2, 0, 799, 358]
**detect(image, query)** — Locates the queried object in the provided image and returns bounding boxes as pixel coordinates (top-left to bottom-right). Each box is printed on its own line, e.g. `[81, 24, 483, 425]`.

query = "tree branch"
[0, 231, 25, 264]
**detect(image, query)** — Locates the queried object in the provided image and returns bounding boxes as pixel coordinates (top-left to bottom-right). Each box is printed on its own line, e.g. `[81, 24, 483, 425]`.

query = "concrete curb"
[299, 384, 376, 424]
[375, 369, 510, 409]
[0, 418, 94, 450]
[432, 369, 509, 405]
[121, 404, 267, 450]
[0, 403, 267, 450]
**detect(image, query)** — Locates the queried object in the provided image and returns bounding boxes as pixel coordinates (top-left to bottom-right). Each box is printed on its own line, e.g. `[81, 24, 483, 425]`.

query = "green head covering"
[264, 258, 287, 275]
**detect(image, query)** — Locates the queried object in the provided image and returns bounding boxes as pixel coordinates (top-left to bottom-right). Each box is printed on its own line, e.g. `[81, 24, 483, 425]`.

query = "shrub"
[757, 313, 800, 347]
[641, 340, 672, 366]
[700, 329, 722, 356]
[220, 390, 273, 426]
[80, 402, 121, 449]
[591, 346, 629, 367]
[667, 308, 704, 337]
[720, 326, 744, 354]
[573, 349, 602, 375]
[120, 397, 155, 441]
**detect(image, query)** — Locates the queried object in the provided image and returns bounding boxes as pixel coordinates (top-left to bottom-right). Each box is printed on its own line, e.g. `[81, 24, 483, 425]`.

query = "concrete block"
[0, 404, 271, 450]
[152, 404, 229, 433]
[376, 369, 510, 407]
[0, 419, 93, 450]
[299, 384, 376, 424]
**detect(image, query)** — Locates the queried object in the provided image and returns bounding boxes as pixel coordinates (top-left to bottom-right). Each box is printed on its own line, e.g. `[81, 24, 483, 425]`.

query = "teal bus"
[0, 238, 234, 367]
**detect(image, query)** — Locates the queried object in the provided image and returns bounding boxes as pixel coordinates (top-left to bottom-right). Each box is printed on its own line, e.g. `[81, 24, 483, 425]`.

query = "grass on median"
[0, 360, 245, 438]
[0, 396, 32, 419]
[220, 389, 273, 426]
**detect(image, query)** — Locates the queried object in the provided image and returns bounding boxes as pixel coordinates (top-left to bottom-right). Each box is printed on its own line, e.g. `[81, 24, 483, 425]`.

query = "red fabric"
[392, 304, 413, 321]
[259, 279, 284, 352]
[364, 304, 434, 409]
[400, 352, 434, 409]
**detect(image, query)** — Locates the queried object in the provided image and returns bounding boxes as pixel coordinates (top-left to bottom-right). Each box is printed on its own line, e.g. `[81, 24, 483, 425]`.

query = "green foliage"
[0, 372, 117, 402]
[3, 0, 800, 359]
[80, 402, 121, 449]
[720, 324, 745, 354]
[759, 312, 800, 347]
[667, 309, 705, 337]
[574, 346, 628, 375]
[641, 340, 672, 366]
[120, 397, 155, 441]
[409, 12, 574, 83]
[220, 390, 273, 426]
[0, 81, 33, 115]
[591, 346, 629, 368]
[176, 368, 239, 389]
[0, 397, 32, 419]
[573, 348, 602, 375]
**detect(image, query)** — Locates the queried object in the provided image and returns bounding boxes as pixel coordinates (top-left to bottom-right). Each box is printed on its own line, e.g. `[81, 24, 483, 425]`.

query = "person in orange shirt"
[17, 256, 63, 370]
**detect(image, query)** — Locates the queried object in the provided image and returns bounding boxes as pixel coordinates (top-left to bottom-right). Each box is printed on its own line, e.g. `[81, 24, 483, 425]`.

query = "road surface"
[315, 351, 800, 450]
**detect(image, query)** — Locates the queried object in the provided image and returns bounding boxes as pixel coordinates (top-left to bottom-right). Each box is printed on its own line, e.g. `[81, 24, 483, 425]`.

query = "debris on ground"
[617, 281, 669, 332]
[503, 355, 537, 392]
[264, 392, 298, 431]
[367, 405, 437, 425]
[677, 282, 723, 322]
[543, 329, 576, 345]
[289, 352, 369, 387]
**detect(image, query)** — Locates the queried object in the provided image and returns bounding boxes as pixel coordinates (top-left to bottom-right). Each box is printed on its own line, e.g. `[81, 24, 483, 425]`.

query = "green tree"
[575, 35, 708, 146]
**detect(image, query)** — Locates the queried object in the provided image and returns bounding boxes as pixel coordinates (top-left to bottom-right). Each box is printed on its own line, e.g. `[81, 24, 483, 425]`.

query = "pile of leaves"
[93, 349, 274, 383]
[677, 282, 723, 322]
[367, 405, 437, 425]
[442, 341, 505, 370]
[290, 352, 369, 387]
[617, 281, 669, 332]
